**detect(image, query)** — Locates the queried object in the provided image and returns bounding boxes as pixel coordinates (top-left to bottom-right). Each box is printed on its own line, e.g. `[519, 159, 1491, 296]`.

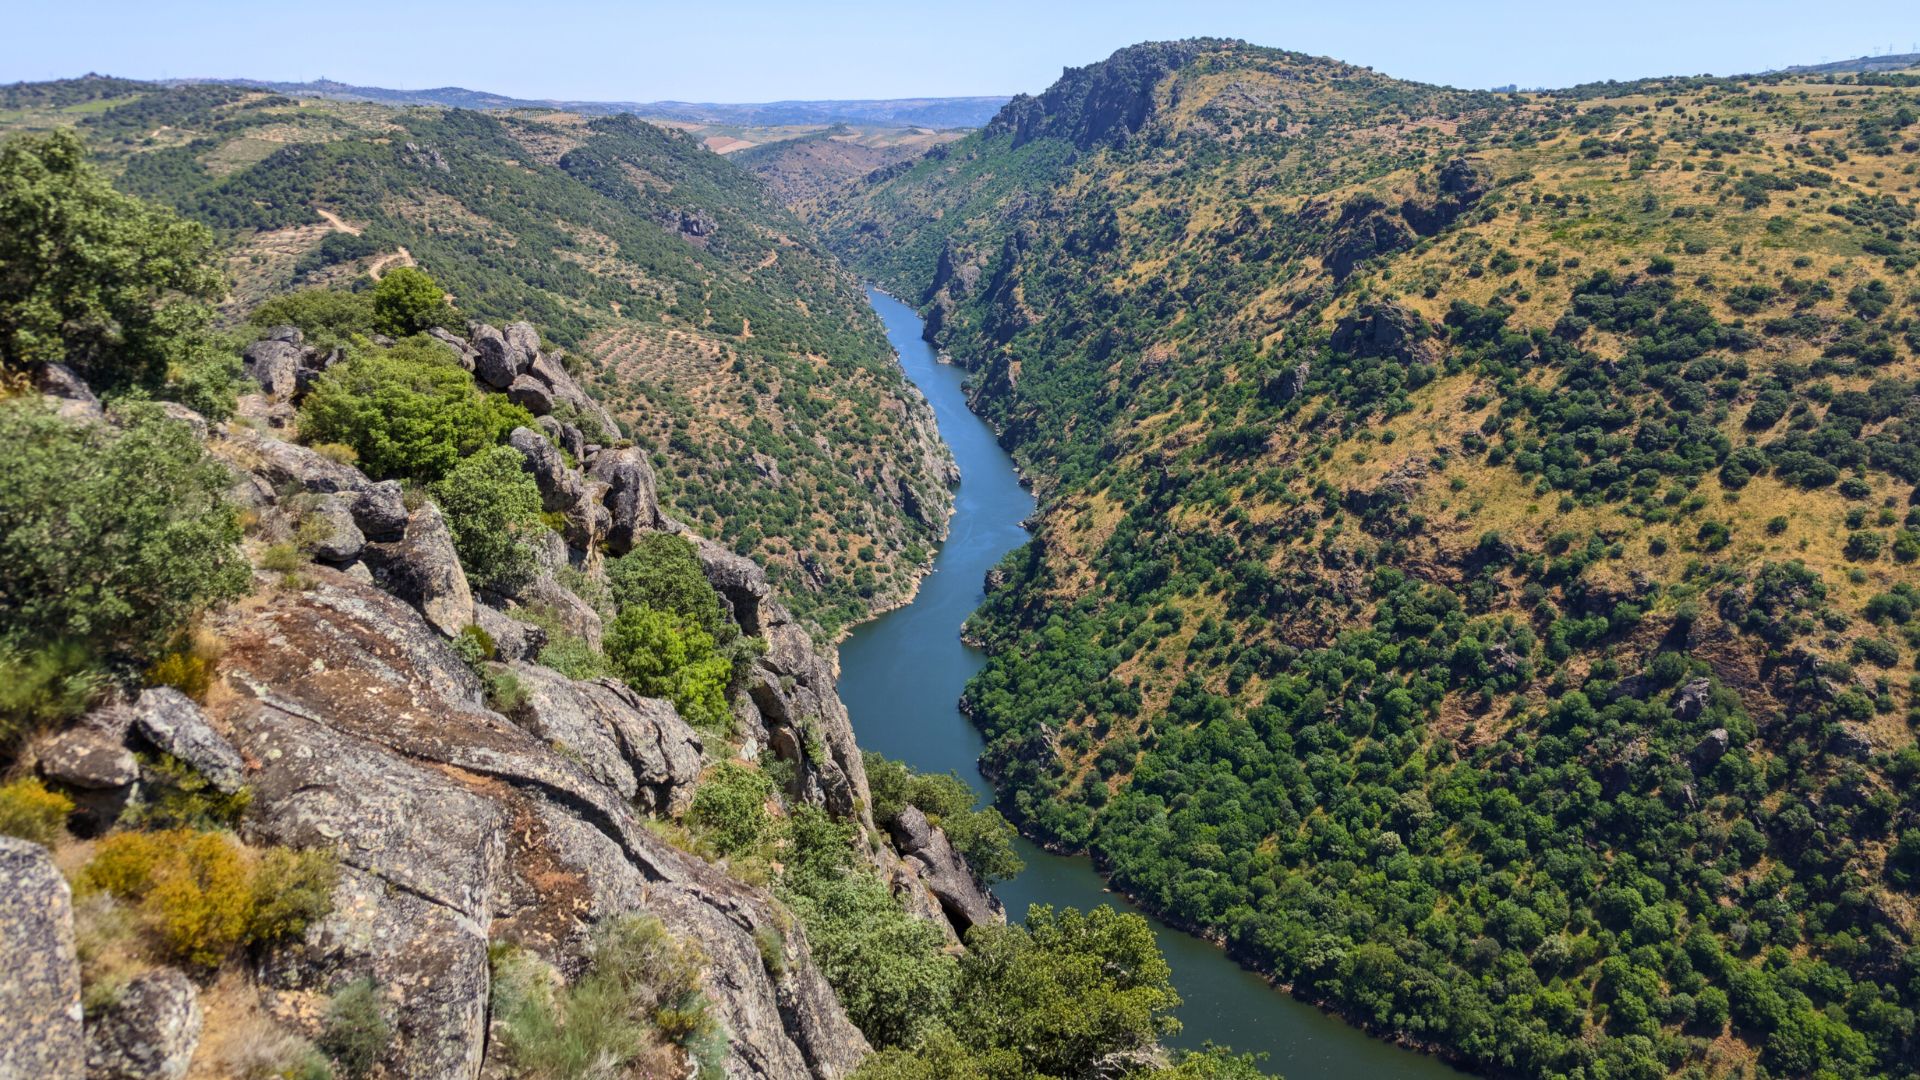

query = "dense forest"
[825, 39, 1920, 1079]
[0, 77, 951, 636]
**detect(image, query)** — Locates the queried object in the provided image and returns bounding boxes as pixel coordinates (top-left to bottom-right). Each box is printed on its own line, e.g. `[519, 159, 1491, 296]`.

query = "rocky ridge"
[7, 319, 998, 1078]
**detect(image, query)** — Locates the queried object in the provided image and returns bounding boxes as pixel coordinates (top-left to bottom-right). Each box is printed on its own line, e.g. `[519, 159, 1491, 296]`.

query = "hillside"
[826, 38, 1920, 1079]
[738, 124, 970, 216]
[0, 75, 951, 637]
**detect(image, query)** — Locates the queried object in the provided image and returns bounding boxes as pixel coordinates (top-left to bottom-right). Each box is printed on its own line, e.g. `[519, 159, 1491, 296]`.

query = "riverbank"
[841, 288, 1470, 1080]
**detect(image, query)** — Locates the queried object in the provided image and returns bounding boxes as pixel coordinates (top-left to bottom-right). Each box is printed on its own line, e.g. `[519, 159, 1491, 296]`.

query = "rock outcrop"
[83, 968, 203, 1080]
[0, 838, 84, 1080]
[210, 572, 871, 1079]
[888, 806, 1004, 934]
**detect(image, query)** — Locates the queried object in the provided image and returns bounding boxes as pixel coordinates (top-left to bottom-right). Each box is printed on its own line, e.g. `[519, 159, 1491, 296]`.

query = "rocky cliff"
[4, 316, 993, 1079]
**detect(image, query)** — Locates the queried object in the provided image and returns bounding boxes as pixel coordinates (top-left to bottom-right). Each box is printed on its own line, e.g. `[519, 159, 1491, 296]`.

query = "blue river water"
[837, 288, 1468, 1079]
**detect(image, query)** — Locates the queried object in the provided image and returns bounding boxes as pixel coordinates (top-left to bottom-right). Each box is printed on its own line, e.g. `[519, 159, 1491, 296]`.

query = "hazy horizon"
[5, 0, 1915, 105]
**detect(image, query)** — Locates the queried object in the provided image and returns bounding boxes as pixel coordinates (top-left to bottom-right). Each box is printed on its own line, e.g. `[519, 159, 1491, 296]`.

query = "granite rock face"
[83, 968, 203, 1080]
[505, 663, 704, 815]
[209, 572, 870, 1079]
[0, 838, 84, 1080]
[888, 806, 1004, 935]
[127, 687, 247, 795]
[365, 504, 475, 637]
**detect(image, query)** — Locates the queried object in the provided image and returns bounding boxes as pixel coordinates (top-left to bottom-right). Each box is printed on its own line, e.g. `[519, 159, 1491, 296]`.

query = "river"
[838, 289, 1468, 1079]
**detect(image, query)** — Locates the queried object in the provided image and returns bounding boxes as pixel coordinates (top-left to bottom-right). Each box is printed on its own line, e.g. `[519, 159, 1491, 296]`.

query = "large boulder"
[0, 838, 84, 1080]
[37, 726, 138, 832]
[505, 374, 554, 416]
[508, 427, 583, 513]
[215, 428, 367, 497]
[38, 726, 138, 790]
[349, 480, 409, 542]
[207, 572, 869, 1079]
[127, 687, 246, 795]
[589, 448, 662, 556]
[305, 492, 367, 565]
[83, 968, 203, 1080]
[243, 329, 305, 399]
[504, 322, 542, 375]
[505, 664, 704, 814]
[365, 504, 474, 637]
[470, 323, 517, 390]
[474, 603, 547, 664]
[887, 806, 1003, 935]
[427, 327, 479, 372]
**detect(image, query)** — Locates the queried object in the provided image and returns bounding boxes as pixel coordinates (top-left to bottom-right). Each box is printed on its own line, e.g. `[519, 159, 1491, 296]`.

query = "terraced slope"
[1, 76, 951, 635]
[827, 39, 1920, 1079]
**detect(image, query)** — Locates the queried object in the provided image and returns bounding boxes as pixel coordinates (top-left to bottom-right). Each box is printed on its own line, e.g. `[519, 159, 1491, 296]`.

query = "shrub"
[489, 916, 718, 1080]
[779, 807, 955, 1048]
[688, 763, 774, 856]
[296, 340, 530, 481]
[0, 777, 73, 845]
[431, 446, 545, 592]
[247, 848, 339, 944]
[249, 288, 375, 349]
[0, 640, 105, 751]
[863, 753, 1022, 884]
[369, 267, 448, 337]
[121, 754, 251, 831]
[605, 607, 733, 733]
[607, 534, 727, 637]
[84, 829, 252, 968]
[0, 399, 249, 663]
[318, 978, 392, 1080]
[535, 632, 611, 681]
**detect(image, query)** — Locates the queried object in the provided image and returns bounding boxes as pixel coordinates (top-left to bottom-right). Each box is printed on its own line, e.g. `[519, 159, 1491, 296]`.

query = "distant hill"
[825, 36, 1920, 1080]
[0, 76, 952, 635]
[1775, 52, 1920, 74]
[173, 76, 1011, 128]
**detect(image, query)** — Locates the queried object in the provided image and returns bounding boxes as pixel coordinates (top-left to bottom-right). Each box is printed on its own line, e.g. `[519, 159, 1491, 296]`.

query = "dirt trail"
[313, 208, 362, 236]
[366, 246, 415, 280]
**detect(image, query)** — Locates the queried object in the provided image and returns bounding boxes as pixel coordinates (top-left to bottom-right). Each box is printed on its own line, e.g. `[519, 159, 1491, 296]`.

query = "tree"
[604, 606, 733, 732]
[607, 533, 727, 638]
[250, 288, 376, 349]
[0, 398, 248, 663]
[430, 445, 545, 592]
[0, 129, 225, 385]
[370, 266, 448, 337]
[297, 339, 530, 481]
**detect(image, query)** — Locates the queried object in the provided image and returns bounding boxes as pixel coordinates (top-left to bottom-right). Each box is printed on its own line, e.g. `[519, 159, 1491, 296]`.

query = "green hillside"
[826, 39, 1920, 1079]
[1, 76, 949, 636]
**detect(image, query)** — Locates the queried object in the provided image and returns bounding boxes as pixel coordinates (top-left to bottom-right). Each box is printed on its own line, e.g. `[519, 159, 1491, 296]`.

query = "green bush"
[0, 129, 225, 389]
[687, 762, 774, 856]
[317, 978, 392, 1080]
[778, 807, 955, 1048]
[120, 753, 251, 831]
[0, 777, 73, 845]
[489, 916, 720, 1080]
[0, 398, 249, 663]
[431, 446, 545, 592]
[605, 607, 733, 733]
[369, 267, 449, 337]
[296, 339, 530, 482]
[0, 641, 105, 751]
[607, 534, 726, 637]
[249, 288, 375, 349]
[863, 753, 1023, 884]
[246, 847, 339, 945]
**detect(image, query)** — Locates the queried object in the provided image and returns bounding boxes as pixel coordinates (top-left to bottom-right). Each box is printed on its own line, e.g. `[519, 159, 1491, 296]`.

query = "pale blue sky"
[4, 1, 1915, 102]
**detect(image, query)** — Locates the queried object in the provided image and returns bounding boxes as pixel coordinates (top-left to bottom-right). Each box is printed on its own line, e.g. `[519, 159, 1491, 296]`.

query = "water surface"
[840, 289, 1468, 1079]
